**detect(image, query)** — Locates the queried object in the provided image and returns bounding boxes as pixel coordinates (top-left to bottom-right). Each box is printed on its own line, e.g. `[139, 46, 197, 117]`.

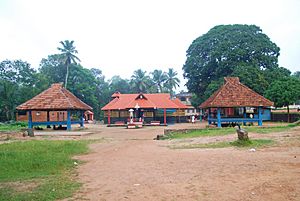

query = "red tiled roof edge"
[172, 98, 189, 109]
[101, 93, 188, 110]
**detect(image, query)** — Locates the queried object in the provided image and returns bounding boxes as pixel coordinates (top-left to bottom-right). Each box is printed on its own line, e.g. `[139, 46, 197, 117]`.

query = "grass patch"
[172, 139, 274, 149]
[0, 140, 92, 200]
[163, 127, 235, 139]
[246, 123, 298, 134]
[0, 122, 28, 132]
[229, 139, 273, 147]
[163, 123, 299, 140]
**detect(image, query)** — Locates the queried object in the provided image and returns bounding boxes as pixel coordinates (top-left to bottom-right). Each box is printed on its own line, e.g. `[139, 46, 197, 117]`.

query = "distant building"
[175, 92, 199, 121]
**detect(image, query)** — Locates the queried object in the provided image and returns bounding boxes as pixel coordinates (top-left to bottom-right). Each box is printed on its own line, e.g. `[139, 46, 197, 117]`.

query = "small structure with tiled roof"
[175, 92, 200, 121]
[101, 92, 188, 125]
[16, 83, 92, 130]
[84, 110, 94, 123]
[200, 77, 273, 127]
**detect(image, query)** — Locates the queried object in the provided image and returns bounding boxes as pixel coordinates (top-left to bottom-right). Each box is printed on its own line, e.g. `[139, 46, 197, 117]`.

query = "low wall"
[164, 128, 200, 135]
[271, 113, 300, 122]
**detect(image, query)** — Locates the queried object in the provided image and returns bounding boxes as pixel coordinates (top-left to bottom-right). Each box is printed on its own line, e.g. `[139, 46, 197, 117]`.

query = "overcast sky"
[0, 0, 299, 90]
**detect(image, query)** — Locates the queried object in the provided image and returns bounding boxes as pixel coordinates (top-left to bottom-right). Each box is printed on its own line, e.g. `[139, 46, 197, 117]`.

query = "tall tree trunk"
[5, 107, 9, 121]
[65, 64, 69, 89]
[287, 105, 290, 123]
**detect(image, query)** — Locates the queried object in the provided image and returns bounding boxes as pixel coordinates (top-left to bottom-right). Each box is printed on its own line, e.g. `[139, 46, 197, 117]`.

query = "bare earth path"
[71, 123, 300, 201]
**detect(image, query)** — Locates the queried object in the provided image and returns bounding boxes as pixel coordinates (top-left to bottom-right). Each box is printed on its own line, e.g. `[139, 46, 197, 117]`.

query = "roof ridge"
[60, 87, 74, 108]
[212, 81, 229, 104]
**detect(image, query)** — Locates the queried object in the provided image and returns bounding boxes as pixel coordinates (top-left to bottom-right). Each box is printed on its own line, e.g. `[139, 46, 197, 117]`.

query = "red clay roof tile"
[102, 93, 188, 110]
[200, 77, 274, 108]
[16, 83, 92, 110]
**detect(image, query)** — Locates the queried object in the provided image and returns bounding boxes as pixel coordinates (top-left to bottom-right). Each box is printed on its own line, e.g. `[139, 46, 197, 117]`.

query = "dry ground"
[64, 122, 300, 201]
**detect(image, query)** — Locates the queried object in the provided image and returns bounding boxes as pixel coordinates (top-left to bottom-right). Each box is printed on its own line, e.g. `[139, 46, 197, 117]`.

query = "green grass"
[163, 123, 299, 140]
[246, 124, 298, 134]
[172, 139, 274, 149]
[0, 122, 28, 132]
[162, 127, 235, 139]
[230, 139, 273, 147]
[0, 140, 91, 200]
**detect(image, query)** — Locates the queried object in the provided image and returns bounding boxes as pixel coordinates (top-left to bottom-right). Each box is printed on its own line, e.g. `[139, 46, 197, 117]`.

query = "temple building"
[101, 92, 188, 125]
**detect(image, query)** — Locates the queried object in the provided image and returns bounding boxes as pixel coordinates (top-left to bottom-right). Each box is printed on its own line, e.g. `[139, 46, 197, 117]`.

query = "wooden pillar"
[164, 108, 167, 125]
[208, 108, 211, 125]
[28, 110, 33, 129]
[107, 110, 111, 125]
[67, 110, 71, 130]
[217, 107, 221, 128]
[80, 110, 84, 128]
[47, 111, 50, 122]
[258, 106, 263, 126]
[200, 109, 203, 122]
[46, 111, 51, 128]
[243, 107, 247, 126]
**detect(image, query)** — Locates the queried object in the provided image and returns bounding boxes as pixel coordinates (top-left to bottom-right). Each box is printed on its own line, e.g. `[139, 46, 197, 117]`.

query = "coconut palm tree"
[164, 68, 180, 95]
[151, 69, 168, 93]
[130, 69, 150, 93]
[57, 40, 81, 88]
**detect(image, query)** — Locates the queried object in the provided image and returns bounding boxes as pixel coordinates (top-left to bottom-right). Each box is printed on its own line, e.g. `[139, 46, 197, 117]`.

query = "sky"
[0, 0, 299, 91]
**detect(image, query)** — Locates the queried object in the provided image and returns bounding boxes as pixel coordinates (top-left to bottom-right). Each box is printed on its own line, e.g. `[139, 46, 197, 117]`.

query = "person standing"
[191, 115, 195, 124]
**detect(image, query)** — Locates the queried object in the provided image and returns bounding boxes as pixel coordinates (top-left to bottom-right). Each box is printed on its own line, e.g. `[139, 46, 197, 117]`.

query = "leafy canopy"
[183, 24, 282, 103]
[265, 77, 300, 107]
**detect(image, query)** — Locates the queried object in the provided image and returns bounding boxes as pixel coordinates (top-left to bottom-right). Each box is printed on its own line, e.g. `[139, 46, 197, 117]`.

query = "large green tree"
[183, 24, 281, 103]
[265, 77, 300, 122]
[0, 60, 39, 121]
[39, 54, 66, 84]
[109, 75, 132, 94]
[293, 71, 300, 79]
[57, 40, 81, 89]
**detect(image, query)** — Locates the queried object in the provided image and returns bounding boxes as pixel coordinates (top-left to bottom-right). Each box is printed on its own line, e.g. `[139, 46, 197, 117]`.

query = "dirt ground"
[37, 121, 294, 201]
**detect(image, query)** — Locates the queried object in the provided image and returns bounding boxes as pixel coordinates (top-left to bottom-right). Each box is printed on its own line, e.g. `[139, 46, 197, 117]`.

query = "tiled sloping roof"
[101, 93, 188, 110]
[171, 98, 189, 109]
[200, 77, 274, 108]
[17, 83, 92, 110]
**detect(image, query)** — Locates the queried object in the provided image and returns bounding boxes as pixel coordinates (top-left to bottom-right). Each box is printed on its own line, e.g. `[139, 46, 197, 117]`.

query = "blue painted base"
[209, 118, 260, 123]
[31, 121, 83, 127]
[209, 118, 262, 127]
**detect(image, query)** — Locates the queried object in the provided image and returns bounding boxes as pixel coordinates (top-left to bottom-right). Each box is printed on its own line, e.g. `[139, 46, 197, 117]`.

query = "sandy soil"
[67, 122, 300, 201]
